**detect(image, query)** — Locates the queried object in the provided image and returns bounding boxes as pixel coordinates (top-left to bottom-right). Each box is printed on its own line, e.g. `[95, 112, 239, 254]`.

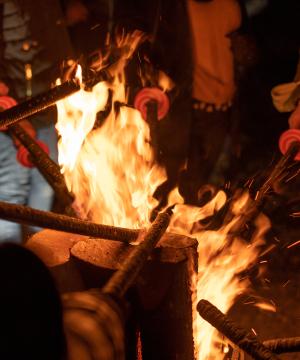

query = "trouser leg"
[179, 108, 230, 204]
[27, 124, 58, 232]
[0, 133, 30, 242]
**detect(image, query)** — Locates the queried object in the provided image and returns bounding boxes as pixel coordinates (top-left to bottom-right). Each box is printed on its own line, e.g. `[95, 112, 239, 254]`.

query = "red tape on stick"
[279, 129, 300, 160]
[17, 140, 49, 168]
[0, 96, 17, 130]
[0, 96, 17, 109]
[134, 87, 170, 120]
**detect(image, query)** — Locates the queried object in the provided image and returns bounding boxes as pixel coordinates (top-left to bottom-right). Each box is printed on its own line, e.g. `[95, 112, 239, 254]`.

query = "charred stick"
[255, 141, 300, 204]
[102, 209, 172, 299]
[226, 141, 300, 236]
[0, 201, 139, 242]
[146, 101, 159, 156]
[0, 79, 80, 128]
[197, 300, 280, 360]
[263, 337, 300, 354]
[9, 124, 74, 211]
[10, 123, 65, 185]
[84, 67, 113, 90]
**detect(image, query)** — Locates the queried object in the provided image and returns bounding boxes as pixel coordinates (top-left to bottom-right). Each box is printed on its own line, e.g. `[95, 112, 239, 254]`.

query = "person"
[112, 0, 253, 208]
[178, 0, 244, 205]
[0, 243, 66, 359]
[112, 0, 193, 210]
[0, 0, 88, 242]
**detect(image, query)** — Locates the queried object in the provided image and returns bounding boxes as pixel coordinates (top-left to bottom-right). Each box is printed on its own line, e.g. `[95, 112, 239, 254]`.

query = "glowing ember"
[55, 32, 272, 359]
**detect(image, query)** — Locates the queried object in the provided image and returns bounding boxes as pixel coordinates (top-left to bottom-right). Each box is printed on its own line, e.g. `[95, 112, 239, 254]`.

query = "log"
[27, 228, 198, 360]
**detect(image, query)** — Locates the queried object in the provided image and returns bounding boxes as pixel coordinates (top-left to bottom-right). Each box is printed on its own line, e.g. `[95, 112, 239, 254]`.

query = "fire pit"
[0, 30, 299, 360]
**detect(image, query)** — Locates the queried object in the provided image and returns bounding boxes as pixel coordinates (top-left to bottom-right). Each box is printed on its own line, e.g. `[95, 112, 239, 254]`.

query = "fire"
[56, 34, 166, 227]
[55, 32, 272, 359]
[167, 189, 270, 359]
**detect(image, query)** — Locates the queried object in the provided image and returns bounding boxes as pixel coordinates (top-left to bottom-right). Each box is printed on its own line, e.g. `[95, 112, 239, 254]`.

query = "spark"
[282, 280, 291, 287]
[251, 328, 257, 336]
[287, 239, 300, 249]
[284, 169, 300, 183]
[259, 244, 276, 257]
[244, 300, 256, 305]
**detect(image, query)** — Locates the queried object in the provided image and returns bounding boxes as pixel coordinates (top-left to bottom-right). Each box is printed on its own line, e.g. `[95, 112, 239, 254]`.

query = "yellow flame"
[167, 191, 270, 359]
[55, 31, 271, 359]
[56, 33, 166, 227]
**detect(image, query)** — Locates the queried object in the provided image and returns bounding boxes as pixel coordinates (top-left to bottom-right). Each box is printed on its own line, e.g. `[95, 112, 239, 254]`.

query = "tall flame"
[56, 34, 166, 227]
[167, 189, 270, 359]
[56, 32, 271, 359]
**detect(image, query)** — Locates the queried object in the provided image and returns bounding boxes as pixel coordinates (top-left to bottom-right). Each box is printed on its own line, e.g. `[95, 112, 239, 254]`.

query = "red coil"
[134, 87, 170, 121]
[279, 129, 300, 161]
[0, 96, 17, 130]
[0, 96, 17, 109]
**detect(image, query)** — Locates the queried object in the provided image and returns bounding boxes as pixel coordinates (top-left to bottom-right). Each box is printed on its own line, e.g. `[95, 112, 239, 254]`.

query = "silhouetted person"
[0, 243, 66, 360]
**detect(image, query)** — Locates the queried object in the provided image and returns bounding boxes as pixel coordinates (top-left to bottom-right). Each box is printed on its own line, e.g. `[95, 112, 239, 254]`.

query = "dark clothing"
[180, 107, 231, 204]
[0, 0, 73, 101]
[114, 0, 193, 94]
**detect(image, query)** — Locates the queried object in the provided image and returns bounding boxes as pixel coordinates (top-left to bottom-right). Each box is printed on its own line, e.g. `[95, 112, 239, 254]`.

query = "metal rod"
[0, 80, 80, 128]
[197, 299, 280, 360]
[255, 141, 300, 204]
[9, 124, 74, 211]
[146, 100, 159, 156]
[263, 337, 300, 354]
[0, 201, 139, 242]
[102, 208, 172, 299]
[226, 141, 300, 236]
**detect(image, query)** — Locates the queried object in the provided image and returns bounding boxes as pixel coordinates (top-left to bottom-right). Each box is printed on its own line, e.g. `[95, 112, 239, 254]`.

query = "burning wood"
[27, 225, 197, 359]
[102, 208, 172, 298]
[63, 210, 171, 360]
[0, 201, 139, 242]
[263, 337, 300, 354]
[53, 37, 279, 359]
[9, 124, 74, 213]
[0, 28, 298, 359]
[197, 299, 280, 360]
[0, 79, 80, 128]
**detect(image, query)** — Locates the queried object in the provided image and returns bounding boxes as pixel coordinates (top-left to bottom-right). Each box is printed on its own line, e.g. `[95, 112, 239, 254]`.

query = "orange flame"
[55, 31, 271, 359]
[166, 189, 270, 359]
[56, 33, 166, 227]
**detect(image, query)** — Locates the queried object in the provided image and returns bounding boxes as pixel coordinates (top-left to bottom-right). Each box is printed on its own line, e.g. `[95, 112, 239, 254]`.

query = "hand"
[12, 120, 36, 148]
